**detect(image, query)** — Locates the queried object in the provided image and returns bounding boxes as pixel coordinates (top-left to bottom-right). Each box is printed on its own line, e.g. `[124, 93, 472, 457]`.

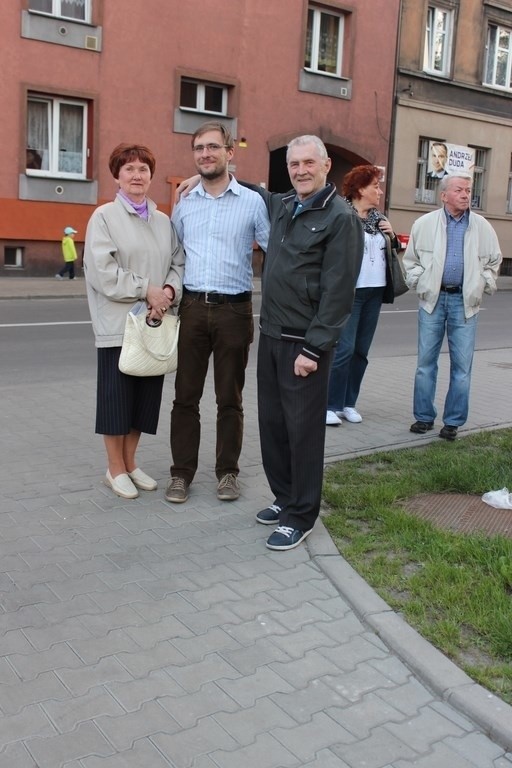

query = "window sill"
[422, 69, 452, 79]
[178, 107, 230, 117]
[26, 171, 87, 181]
[173, 109, 238, 137]
[299, 69, 351, 99]
[303, 67, 343, 79]
[21, 10, 102, 51]
[481, 81, 512, 94]
[28, 10, 91, 25]
[19, 175, 98, 205]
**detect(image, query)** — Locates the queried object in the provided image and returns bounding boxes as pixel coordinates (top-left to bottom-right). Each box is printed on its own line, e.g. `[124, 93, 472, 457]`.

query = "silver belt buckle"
[205, 292, 218, 304]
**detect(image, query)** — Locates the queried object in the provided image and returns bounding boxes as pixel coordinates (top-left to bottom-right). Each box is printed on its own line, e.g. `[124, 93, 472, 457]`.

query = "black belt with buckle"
[440, 285, 462, 294]
[183, 288, 252, 304]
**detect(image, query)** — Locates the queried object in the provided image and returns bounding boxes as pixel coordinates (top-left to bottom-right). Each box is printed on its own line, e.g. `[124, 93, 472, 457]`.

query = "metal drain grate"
[402, 493, 512, 538]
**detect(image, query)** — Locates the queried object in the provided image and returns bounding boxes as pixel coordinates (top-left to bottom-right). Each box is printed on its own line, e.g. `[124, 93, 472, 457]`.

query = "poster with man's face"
[427, 142, 475, 178]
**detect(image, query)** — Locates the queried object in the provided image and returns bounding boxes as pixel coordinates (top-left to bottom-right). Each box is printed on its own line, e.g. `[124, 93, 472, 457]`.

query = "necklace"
[365, 233, 385, 266]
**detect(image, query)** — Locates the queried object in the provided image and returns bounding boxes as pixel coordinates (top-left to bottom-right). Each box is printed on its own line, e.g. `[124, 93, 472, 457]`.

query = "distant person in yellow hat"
[55, 226, 78, 280]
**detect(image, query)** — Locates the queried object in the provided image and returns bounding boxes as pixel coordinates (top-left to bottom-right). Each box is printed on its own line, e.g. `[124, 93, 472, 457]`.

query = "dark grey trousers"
[257, 333, 332, 531]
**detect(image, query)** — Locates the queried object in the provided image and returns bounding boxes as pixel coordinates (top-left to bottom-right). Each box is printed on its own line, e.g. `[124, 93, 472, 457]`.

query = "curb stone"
[309, 520, 512, 752]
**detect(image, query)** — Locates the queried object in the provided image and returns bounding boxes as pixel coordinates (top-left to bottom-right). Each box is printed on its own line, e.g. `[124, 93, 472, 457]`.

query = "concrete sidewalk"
[0, 274, 511, 299]
[1, 278, 512, 767]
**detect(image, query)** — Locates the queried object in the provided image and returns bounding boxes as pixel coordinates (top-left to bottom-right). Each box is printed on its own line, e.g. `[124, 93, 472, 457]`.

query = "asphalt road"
[0, 291, 509, 386]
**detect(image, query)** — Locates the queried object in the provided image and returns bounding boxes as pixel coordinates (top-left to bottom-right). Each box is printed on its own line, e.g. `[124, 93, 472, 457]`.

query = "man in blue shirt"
[166, 122, 269, 504]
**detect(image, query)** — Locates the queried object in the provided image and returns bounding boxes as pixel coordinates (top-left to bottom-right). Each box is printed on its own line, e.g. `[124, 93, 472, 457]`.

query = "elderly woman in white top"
[326, 164, 400, 426]
[84, 143, 184, 499]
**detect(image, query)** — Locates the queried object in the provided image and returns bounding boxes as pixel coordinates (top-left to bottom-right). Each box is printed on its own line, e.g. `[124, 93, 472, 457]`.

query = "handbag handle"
[130, 313, 179, 361]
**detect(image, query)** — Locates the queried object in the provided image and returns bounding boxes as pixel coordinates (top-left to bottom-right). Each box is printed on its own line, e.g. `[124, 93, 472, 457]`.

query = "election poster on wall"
[427, 142, 475, 179]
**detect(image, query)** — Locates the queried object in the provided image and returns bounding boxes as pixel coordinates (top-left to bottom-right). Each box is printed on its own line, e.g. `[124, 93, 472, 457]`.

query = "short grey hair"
[439, 174, 472, 192]
[286, 135, 328, 163]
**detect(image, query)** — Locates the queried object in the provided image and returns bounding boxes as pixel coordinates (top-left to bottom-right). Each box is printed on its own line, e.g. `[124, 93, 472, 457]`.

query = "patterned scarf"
[343, 197, 382, 235]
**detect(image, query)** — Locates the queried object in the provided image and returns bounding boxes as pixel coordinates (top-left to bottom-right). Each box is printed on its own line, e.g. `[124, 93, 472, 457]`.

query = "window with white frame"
[305, 6, 344, 76]
[484, 24, 512, 91]
[469, 146, 488, 210]
[423, 6, 453, 76]
[28, 0, 91, 22]
[26, 95, 88, 178]
[179, 79, 228, 115]
[507, 154, 512, 214]
[415, 138, 439, 205]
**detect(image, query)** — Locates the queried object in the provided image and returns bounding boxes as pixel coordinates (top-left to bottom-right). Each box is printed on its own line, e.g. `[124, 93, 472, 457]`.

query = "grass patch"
[322, 428, 512, 705]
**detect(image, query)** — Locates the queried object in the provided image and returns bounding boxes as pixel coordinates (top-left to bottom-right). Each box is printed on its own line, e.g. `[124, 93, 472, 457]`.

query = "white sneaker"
[326, 410, 342, 426]
[342, 407, 362, 423]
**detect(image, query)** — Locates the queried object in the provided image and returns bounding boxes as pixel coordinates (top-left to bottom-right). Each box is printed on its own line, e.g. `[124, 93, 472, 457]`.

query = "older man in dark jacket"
[254, 135, 364, 551]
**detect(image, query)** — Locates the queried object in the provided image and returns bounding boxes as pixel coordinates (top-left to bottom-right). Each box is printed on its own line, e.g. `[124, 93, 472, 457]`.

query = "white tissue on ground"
[481, 487, 512, 510]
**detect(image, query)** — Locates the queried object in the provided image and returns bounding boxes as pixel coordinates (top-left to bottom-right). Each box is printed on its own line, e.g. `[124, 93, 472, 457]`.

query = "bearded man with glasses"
[165, 122, 270, 505]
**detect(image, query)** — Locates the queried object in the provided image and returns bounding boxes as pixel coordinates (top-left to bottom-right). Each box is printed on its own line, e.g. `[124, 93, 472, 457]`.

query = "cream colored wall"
[388, 100, 512, 258]
[390, 0, 512, 261]
[399, 0, 495, 86]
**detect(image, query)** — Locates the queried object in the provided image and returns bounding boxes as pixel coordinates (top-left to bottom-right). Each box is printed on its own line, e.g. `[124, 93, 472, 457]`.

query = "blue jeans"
[327, 286, 384, 411]
[413, 292, 478, 427]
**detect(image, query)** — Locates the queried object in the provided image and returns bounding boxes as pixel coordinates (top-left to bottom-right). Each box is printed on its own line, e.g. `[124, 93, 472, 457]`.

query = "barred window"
[415, 138, 439, 205]
[468, 147, 488, 210]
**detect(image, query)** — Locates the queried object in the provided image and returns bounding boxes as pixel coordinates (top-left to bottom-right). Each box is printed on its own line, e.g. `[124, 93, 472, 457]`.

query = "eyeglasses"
[192, 143, 229, 153]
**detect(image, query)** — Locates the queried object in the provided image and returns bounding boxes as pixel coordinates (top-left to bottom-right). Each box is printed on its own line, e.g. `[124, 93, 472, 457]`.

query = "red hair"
[342, 165, 381, 200]
[108, 143, 156, 179]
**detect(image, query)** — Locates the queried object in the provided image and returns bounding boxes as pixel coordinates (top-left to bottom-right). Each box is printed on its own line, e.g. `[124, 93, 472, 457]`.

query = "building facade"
[389, 0, 512, 273]
[1, 0, 400, 276]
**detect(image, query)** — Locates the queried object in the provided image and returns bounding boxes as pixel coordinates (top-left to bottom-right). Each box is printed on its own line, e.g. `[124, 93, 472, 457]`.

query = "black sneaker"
[266, 525, 312, 551]
[256, 503, 281, 525]
[439, 425, 458, 441]
[410, 420, 434, 434]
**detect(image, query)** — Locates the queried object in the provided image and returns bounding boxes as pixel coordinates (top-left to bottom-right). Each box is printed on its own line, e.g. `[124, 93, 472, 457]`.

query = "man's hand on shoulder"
[174, 175, 201, 204]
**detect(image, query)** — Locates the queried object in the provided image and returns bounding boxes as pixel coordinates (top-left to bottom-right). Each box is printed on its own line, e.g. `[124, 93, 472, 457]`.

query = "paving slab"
[1, 278, 512, 767]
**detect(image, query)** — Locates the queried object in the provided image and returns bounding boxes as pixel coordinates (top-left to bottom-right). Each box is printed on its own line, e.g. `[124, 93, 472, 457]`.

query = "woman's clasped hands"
[146, 284, 174, 322]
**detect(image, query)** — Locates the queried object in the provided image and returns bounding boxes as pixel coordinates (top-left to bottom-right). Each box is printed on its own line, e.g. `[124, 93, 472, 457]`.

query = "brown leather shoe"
[217, 473, 240, 501]
[165, 476, 189, 503]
